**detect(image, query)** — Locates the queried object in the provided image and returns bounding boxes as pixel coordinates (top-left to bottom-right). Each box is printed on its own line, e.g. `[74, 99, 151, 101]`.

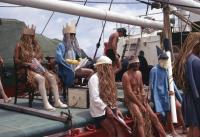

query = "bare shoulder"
[136, 70, 142, 75]
[122, 71, 130, 82]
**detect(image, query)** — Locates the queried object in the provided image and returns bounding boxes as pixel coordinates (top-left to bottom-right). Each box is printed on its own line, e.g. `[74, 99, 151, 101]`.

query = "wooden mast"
[163, 5, 177, 123]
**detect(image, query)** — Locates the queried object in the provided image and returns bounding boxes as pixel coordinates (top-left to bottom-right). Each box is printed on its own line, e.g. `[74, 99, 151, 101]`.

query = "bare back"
[107, 32, 119, 53]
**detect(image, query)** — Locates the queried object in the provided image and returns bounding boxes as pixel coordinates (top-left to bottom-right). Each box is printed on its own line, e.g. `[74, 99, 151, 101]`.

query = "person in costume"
[55, 22, 93, 87]
[14, 25, 67, 111]
[174, 32, 200, 137]
[122, 56, 166, 137]
[150, 52, 186, 136]
[89, 56, 127, 137]
[0, 56, 11, 103]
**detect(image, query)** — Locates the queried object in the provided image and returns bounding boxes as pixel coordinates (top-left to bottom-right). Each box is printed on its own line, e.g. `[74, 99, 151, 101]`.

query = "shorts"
[94, 115, 106, 123]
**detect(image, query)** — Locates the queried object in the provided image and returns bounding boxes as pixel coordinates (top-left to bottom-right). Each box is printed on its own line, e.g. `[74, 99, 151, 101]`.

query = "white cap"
[95, 56, 112, 66]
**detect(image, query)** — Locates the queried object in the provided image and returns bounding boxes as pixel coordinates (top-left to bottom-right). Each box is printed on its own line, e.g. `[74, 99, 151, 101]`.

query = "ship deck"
[0, 89, 128, 137]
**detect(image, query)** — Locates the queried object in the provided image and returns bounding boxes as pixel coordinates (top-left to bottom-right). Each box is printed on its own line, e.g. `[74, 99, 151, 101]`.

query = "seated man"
[89, 56, 129, 137]
[55, 22, 93, 87]
[14, 25, 67, 111]
[0, 56, 11, 103]
[122, 56, 166, 137]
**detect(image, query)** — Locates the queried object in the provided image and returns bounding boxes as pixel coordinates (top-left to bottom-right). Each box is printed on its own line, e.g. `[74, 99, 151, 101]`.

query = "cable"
[135, 0, 152, 5]
[93, 0, 114, 59]
[146, 0, 150, 15]
[60, 0, 140, 4]
[41, 11, 55, 35]
[76, 0, 88, 27]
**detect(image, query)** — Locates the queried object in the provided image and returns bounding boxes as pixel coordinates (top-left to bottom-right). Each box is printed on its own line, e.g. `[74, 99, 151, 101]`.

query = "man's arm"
[138, 71, 145, 95]
[122, 73, 145, 109]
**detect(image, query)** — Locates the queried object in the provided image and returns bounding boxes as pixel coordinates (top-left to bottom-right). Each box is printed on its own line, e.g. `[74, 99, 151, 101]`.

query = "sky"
[0, 0, 164, 57]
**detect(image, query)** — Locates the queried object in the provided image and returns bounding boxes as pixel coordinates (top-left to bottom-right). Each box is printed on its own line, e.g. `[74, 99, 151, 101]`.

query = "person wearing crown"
[122, 56, 167, 137]
[55, 22, 93, 87]
[0, 56, 12, 103]
[14, 25, 67, 111]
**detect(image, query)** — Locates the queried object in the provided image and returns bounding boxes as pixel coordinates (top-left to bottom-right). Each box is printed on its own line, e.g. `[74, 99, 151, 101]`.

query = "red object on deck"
[65, 119, 133, 137]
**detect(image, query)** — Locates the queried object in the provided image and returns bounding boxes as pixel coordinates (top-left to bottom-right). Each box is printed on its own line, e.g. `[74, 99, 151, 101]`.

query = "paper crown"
[63, 22, 76, 34]
[22, 25, 36, 35]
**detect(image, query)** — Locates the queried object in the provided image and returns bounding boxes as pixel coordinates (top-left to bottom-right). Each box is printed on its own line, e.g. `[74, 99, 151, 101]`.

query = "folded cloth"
[31, 58, 46, 74]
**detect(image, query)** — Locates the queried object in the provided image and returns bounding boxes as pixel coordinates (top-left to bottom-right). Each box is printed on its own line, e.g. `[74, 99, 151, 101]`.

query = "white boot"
[47, 73, 68, 109]
[35, 74, 56, 111]
[54, 99, 68, 108]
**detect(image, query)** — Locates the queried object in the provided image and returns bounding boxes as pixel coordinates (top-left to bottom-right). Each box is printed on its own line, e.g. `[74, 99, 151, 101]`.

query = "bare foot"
[4, 97, 12, 103]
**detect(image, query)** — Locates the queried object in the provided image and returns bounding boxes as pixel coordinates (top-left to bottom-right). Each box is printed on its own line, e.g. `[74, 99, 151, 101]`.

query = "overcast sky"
[0, 0, 163, 57]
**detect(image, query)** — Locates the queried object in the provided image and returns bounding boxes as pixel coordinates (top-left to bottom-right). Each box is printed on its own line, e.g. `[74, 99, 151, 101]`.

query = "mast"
[0, 0, 163, 29]
[163, 5, 177, 123]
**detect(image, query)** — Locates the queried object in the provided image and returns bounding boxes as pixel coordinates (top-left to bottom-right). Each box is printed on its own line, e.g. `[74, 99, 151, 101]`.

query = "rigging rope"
[41, 11, 55, 35]
[76, 0, 88, 27]
[93, 0, 114, 59]
[60, 0, 140, 5]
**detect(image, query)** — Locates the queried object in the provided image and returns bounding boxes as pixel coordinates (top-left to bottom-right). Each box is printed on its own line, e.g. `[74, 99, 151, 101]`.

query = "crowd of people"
[0, 23, 200, 137]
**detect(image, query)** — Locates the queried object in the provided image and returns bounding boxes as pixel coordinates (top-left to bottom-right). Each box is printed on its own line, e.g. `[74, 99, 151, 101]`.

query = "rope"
[40, 11, 55, 35]
[171, 10, 200, 32]
[93, 0, 114, 59]
[75, 0, 88, 27]
[60, 0, 140, 5]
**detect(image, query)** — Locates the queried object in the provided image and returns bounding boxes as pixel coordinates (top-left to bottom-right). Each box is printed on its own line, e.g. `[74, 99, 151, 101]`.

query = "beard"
[159, 59, 168, 69]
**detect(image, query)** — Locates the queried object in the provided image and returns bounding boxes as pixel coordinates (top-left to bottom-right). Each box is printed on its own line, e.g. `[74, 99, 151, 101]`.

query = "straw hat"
[94, 56, 112, 66]
[129, 56, 140, 65]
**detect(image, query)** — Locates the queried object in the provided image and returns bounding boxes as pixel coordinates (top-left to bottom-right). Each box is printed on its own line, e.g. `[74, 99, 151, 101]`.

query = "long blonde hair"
[96, 64, 117, 107]
[174, 32, 200, 92]
[18, 34, 43, 62]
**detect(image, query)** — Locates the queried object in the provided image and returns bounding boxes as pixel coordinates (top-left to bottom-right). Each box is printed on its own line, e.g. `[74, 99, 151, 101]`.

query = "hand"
[140, 105, 146, 113]
[116, 109, 124, 119]
[105, 107, 114, 118]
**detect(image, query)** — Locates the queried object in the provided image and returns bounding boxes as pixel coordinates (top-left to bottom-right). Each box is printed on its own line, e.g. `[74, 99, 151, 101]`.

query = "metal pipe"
[154, 0, 200, 15]
[0, 0, 163, 29]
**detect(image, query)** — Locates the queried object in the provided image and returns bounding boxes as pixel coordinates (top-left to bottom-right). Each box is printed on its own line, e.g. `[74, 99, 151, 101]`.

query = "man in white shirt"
[88, 56, 126, 137]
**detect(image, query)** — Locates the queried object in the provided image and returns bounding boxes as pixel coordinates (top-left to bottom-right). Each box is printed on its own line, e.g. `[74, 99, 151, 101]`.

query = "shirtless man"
[105, 28, 127, 55]
[122, 56, 166, 137]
